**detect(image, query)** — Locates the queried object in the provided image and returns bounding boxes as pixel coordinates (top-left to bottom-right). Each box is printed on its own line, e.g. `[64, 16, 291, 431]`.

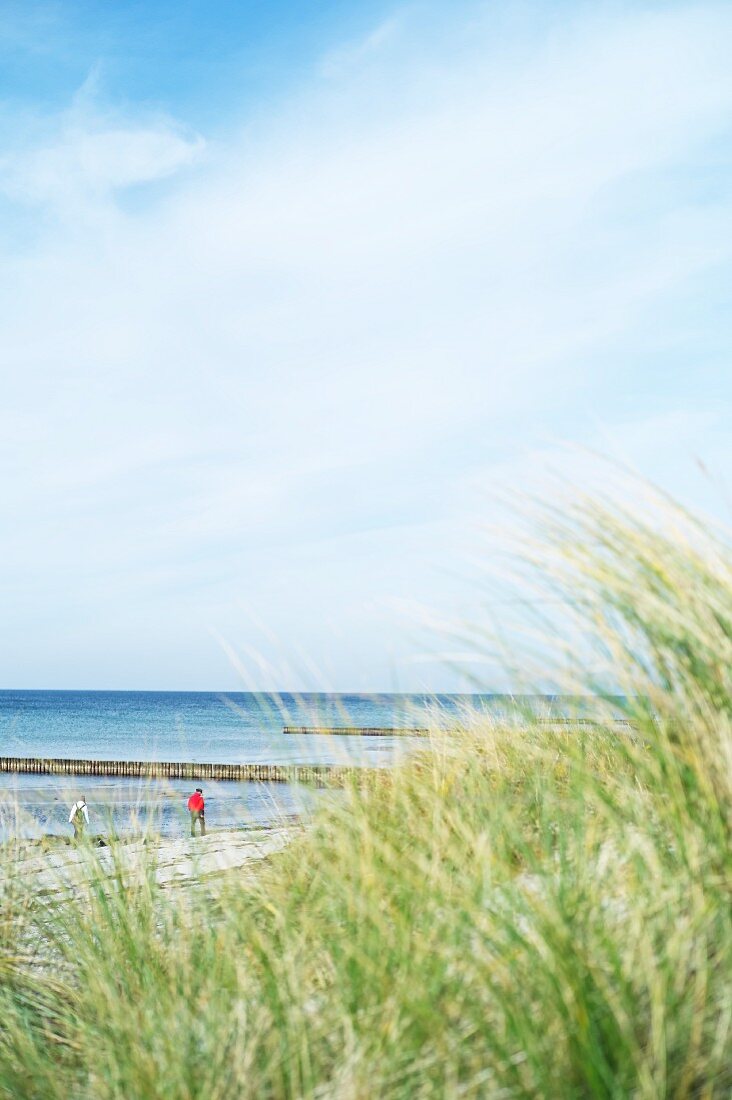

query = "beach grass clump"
[0, 489, 730, 1098]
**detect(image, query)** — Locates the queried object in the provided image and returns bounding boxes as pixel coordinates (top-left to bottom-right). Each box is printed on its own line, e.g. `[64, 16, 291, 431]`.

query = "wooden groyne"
[283, 722, 634, 735]
[282, 726, 428, 736]
[0, 757, 356, 786]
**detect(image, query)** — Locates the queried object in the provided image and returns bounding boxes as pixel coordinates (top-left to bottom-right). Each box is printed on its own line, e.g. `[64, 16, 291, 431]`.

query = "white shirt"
[69, 800, 89, 825]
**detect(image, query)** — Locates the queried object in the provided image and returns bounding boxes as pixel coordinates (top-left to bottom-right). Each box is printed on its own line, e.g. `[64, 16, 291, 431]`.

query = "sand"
[2, 825, 298, 899]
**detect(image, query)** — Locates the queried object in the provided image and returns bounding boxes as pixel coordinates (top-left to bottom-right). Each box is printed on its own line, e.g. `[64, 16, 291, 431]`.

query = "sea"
[0, 690, 563, 840]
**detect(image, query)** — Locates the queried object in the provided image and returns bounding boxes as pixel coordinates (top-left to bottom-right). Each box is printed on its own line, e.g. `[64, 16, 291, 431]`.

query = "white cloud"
[318, 16, 402, 78]
[4, 123, 202, 201]
[0, 2, 731, 687]
[0, 71, 204, 214]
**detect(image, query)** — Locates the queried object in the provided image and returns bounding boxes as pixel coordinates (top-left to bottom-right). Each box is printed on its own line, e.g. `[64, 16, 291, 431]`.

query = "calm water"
[0, 690, 577, 839]
[0, 690, 488, 839]
[0, 690, 496, 765]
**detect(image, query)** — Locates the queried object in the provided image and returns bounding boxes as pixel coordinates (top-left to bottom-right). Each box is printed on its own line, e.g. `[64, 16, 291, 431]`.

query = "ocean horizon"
[0, 690, 610, 840]
[0, 688, 598, 765]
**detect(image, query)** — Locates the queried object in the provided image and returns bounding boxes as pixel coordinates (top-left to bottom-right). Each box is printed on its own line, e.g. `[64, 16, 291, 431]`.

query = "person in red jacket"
[187, 787, 206, 837]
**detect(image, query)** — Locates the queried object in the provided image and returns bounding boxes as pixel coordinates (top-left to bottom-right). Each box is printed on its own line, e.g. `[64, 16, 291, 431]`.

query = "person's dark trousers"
[190, 810, 206, 837]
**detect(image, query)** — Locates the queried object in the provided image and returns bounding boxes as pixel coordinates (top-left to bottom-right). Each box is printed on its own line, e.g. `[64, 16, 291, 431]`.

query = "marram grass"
[1, 492, 730, 1098]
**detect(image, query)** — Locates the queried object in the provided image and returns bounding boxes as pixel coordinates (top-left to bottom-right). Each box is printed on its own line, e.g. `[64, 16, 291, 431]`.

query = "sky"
[0, 0, 730, 692]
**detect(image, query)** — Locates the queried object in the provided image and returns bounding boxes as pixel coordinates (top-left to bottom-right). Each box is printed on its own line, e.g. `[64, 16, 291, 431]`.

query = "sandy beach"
[2, 825, 298, 900]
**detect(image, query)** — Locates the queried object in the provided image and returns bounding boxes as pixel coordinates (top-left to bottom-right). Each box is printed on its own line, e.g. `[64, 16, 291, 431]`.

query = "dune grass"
[0, 490, 730, 1098]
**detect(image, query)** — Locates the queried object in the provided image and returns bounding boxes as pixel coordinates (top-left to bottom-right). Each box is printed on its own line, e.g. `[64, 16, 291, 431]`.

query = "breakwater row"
[282, 726, 428, 736]
[0, 756, 357, 786]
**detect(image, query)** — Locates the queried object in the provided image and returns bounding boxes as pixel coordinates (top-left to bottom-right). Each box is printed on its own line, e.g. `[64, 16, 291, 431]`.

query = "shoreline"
[0, 777, 317, 842]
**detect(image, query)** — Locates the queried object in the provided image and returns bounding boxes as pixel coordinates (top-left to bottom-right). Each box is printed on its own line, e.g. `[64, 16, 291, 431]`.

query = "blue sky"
[1, 0, 731, 691]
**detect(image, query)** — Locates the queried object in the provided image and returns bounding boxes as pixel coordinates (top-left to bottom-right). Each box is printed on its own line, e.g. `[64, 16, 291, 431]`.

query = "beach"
[3, 825, 299, 900]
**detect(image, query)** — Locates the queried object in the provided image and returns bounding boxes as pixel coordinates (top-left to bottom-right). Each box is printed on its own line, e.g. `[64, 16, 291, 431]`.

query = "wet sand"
[0, 776, 315, 840]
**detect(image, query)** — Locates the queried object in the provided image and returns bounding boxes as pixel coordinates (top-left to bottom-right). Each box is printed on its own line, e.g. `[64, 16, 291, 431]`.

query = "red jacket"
[187, 792, 204, 813]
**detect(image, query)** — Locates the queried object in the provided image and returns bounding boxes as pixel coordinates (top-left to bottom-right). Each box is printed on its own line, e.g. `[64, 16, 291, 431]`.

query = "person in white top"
[69, 797, 89, 841]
